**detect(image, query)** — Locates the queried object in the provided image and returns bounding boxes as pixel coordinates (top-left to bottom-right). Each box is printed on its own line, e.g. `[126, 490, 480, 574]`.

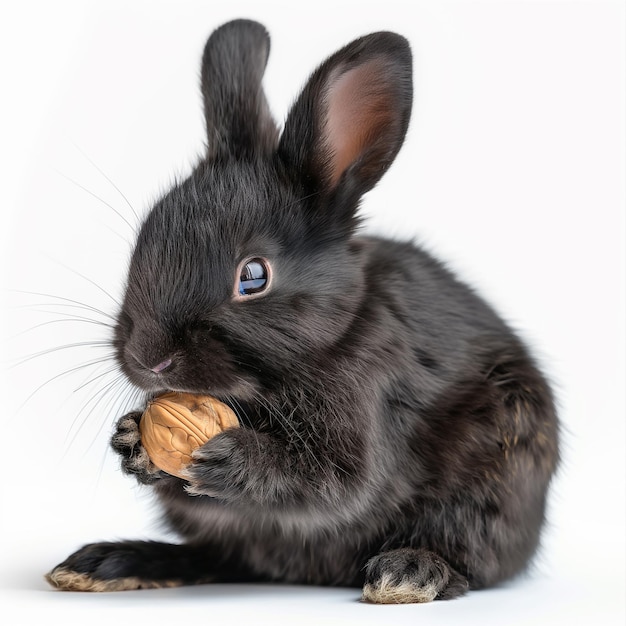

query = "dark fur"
[47, 20, 559, 601]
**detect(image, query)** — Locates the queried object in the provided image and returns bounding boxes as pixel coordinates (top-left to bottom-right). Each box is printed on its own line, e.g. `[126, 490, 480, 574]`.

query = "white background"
[1, 1, 624, 624]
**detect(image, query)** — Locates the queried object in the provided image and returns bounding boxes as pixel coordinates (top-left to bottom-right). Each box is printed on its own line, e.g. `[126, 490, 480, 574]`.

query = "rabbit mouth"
[150, 358, 173, 373]
[122, 349, 263, 404]
[114, 313, 273, 404]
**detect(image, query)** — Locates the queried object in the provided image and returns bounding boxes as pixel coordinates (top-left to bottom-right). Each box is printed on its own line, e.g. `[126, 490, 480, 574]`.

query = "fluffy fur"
[47, 20, 559, 603]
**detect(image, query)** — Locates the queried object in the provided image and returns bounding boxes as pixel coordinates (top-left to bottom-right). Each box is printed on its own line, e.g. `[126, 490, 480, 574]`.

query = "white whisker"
[63, 370, 128, 455]
[55, 169, 137, 234]
[69, 139, 141, 225]
[11, 341, 114, 368]
[10, 316, 114, 337]
[51, 261, 122, 309]
[8, 289, 117, 321]
[72, 365, 122, 394]
[16, 354, 116, 415]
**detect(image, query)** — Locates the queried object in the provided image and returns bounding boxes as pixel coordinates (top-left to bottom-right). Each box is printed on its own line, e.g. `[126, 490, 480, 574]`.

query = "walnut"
[139, 392, 239, 479]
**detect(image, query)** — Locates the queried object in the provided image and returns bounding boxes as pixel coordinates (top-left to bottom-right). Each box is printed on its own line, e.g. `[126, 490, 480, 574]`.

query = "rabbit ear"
[201, 20, 279, 159]
[279, 32, 412, 212]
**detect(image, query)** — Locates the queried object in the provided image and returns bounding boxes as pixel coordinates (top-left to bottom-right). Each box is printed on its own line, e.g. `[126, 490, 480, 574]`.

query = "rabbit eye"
[236, 258, 271, 298]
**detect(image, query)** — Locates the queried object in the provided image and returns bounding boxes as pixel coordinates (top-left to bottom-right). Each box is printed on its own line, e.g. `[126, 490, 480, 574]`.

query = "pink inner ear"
[324, 59, 396, 187]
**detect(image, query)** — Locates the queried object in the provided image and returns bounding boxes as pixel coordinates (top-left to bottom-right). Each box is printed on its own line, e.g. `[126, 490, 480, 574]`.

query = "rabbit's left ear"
[279, 32, 412, 206]
[201, 19, 278, 159]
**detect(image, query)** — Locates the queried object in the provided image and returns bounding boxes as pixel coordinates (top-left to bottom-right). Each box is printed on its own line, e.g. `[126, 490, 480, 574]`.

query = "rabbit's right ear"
[201, 20, 278, 159]
[279, 32, 412, 221]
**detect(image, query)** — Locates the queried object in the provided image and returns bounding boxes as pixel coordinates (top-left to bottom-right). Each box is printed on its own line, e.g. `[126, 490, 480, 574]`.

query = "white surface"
[1, 1, 624, 624]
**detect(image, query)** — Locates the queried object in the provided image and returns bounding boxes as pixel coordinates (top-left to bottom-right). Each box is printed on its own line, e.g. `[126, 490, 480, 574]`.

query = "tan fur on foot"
[45, 567, 184, 592]
[362, 573, 438, 604]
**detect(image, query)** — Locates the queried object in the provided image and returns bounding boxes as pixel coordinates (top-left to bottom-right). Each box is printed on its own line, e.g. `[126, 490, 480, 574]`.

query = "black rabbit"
[46, 19, 559, 603]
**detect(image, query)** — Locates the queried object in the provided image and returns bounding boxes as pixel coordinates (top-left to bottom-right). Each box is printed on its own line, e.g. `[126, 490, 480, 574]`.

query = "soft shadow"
[6, 569, 361, 604]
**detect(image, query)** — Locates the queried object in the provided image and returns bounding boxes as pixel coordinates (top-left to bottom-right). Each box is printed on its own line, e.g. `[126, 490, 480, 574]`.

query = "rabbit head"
[114, 19, 412, 401]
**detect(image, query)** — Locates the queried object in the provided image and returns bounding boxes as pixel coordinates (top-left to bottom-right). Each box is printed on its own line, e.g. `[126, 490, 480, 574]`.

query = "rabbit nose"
[150, 358, 173, 373]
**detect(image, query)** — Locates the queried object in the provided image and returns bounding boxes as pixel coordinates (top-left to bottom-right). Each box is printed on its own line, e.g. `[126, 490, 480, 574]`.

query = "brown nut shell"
[139, 392, 239, 479]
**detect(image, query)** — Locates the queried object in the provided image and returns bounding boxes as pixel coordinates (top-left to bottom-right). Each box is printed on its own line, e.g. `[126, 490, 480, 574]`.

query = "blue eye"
[238, 258, 270, 297]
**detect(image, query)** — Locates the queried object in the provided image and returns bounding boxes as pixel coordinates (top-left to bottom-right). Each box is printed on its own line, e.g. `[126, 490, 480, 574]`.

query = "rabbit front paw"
[184, 428, 258, 501]
[110, 412, 165, 484]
